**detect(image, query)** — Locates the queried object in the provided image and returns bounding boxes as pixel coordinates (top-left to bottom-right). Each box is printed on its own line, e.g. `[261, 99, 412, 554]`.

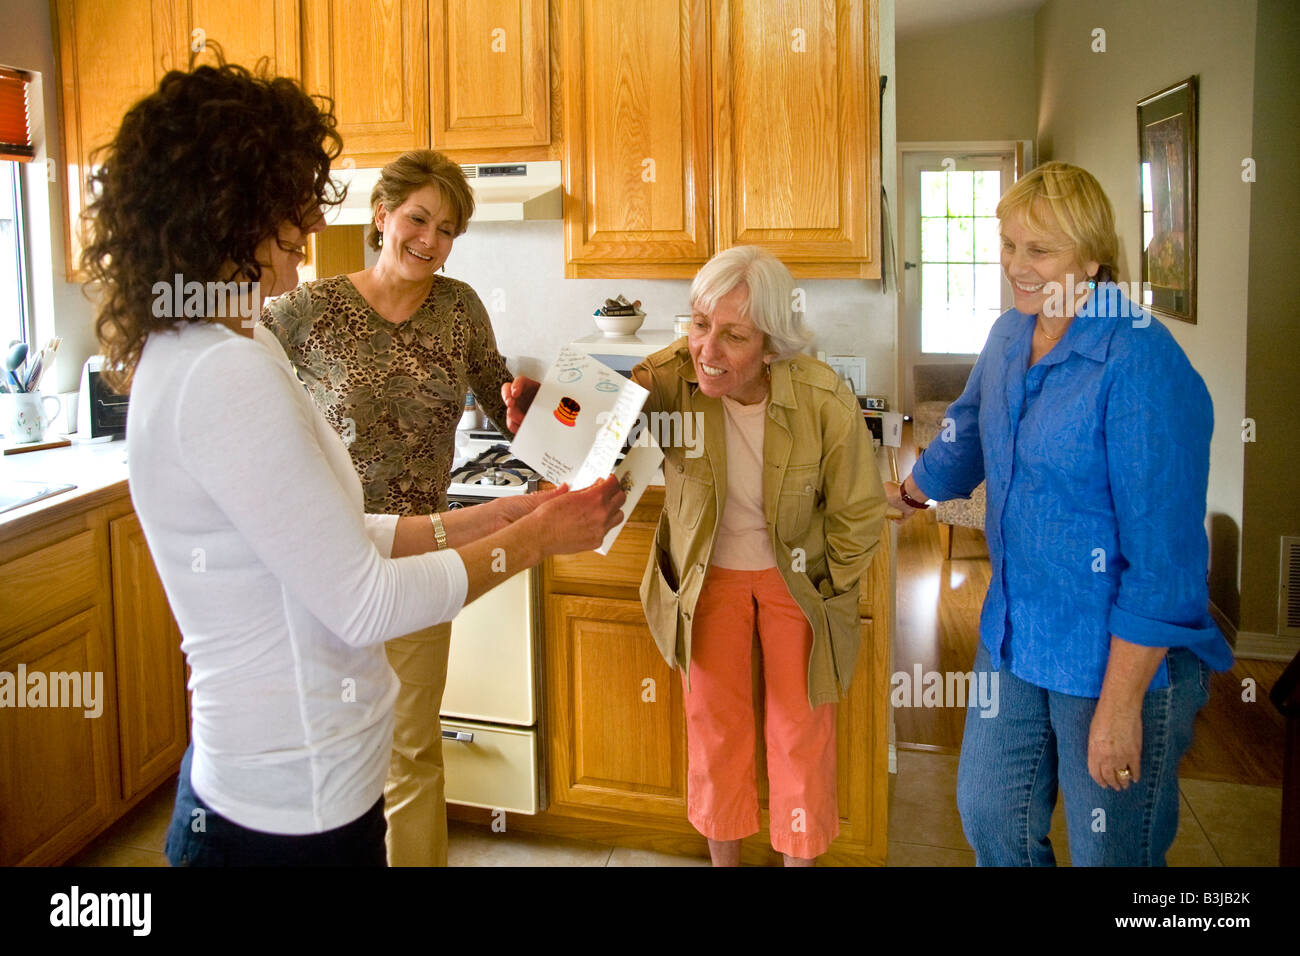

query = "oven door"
[444, 568, 536, 726]
[441, 495, 545, 813]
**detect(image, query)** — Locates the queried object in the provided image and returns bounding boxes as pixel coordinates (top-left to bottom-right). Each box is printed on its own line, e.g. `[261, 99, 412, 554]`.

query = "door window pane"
[921, 217, 947, 262]
[919, 166, 1005, 355]
[921, 171, 947, 217]
[945, 171, 973, 216]
[947, 218, 973, 262]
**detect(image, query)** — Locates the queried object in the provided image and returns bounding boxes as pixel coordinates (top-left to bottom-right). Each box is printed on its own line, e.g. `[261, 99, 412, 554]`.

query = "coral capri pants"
[683, 566, 838, 858]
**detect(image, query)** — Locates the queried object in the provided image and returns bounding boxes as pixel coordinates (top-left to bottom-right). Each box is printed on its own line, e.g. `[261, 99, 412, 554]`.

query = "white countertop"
[0, 438, 131, 529]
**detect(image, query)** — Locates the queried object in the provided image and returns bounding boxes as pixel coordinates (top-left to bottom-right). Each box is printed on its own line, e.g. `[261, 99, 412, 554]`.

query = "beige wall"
[1035, 0, 1257, 626]
[896, 9, 1038, 143]
[1240, 0, 1300, 638]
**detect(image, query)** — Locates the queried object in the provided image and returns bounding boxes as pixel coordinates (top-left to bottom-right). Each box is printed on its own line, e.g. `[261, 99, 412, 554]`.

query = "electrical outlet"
[827, 354, 867, 395]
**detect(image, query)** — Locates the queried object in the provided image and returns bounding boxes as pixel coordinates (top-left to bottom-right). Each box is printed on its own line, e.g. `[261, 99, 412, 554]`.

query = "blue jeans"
[956, 643, 1210, 866]
[165, 744, 387, 866]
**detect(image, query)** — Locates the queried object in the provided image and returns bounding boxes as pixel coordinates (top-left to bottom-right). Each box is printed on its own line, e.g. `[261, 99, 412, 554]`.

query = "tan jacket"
[632, 341, 887, 707]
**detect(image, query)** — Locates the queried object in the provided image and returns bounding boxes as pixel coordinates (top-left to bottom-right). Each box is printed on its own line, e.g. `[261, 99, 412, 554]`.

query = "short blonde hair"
[366, 149, 474, 251]
[690, 246, 812, 359]
[996, 161, 1118, 280]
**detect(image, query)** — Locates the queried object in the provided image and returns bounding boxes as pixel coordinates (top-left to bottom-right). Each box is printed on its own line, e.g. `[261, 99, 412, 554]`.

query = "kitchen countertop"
[0, 438, 131, 534]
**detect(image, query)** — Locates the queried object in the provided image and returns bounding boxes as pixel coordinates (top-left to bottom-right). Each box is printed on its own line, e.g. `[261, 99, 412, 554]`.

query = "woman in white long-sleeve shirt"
[81, 57, 624, 865]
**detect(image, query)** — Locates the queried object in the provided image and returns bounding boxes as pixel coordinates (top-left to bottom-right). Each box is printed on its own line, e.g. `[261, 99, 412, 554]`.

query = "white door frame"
[895, 140, 1031, 414]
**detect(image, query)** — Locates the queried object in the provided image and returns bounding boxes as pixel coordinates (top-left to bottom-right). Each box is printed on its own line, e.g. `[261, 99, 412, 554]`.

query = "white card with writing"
[596, 440, 665, 555]
[509, 346, 650, 490]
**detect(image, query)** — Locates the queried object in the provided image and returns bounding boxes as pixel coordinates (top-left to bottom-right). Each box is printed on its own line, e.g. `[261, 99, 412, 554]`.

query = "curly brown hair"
[82, 54, 344, 391]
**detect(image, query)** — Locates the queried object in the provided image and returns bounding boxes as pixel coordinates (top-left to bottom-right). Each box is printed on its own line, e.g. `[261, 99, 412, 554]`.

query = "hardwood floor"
[890, 426, 1286, 787]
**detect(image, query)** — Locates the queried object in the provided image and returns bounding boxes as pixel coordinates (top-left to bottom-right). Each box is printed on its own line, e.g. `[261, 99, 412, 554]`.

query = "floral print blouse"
[260, 273, 512, 516]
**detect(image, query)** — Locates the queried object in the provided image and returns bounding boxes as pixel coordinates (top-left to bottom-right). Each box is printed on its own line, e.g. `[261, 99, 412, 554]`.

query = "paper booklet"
[509, 346, 663, 554]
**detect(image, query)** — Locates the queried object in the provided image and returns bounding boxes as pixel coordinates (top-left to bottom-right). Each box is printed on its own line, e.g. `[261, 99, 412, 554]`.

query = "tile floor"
[67, 748, 1282, 867]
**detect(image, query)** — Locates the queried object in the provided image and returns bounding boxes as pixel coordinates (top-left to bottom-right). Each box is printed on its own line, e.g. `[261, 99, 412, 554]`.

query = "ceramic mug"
[1, 392, 62, 444]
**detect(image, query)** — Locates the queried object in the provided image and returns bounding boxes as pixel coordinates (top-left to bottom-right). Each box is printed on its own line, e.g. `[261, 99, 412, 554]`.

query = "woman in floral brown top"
[261, 150, 512, 866]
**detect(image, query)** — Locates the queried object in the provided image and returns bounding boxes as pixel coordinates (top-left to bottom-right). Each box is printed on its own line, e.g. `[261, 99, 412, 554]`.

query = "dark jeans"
[165, 744, 387, 866]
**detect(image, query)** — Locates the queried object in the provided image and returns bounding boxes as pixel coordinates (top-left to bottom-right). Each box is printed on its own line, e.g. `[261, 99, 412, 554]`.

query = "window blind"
[0, 67, 34, 163]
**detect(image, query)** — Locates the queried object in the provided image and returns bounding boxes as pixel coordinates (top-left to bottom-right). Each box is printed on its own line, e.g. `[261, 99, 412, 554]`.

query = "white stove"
[447, 431, 542, 502]
[442, 428, 546, 815]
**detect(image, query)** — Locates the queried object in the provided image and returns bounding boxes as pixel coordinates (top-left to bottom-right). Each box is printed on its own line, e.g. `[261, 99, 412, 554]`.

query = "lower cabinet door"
[0, 610, 117, 866]
[110, 513, 189, 801]
[545, 594, 688, 821]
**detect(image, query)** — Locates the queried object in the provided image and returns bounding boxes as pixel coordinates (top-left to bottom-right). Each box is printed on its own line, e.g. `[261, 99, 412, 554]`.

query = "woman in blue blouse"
[886, 162, 1232, 866]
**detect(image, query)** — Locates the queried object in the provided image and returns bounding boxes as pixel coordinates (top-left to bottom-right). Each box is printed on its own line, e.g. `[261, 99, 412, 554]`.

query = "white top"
[127, 321, 468, 834]
[711, 395, 777, 571]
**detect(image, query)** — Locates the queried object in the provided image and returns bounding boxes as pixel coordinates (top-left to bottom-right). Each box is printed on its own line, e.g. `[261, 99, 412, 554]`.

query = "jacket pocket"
[640, 517, 684, 670]
[821, 585, 862, 690]
[672, 473, 711, 531]
[776, 465, 819, 542]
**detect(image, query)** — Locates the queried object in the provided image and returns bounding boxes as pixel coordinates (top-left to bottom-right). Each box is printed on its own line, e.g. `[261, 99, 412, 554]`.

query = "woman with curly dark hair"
[84, 59, 623, 866]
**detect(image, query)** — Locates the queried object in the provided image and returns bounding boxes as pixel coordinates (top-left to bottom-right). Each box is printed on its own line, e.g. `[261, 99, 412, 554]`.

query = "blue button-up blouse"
[911, 286, 1233, 697]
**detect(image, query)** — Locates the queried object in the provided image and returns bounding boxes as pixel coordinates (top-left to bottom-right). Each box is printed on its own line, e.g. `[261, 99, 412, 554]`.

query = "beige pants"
[383, 621, 453, 866]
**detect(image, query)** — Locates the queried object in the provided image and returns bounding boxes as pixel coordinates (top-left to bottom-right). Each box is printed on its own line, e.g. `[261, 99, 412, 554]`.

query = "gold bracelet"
[430, 513, 448, 551]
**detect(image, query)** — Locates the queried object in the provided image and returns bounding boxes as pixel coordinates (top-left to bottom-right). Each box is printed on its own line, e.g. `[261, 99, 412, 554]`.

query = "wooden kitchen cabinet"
[52, 0, 302, 280]
[301, 0, 557, 166]
[561, 0, 881, 279]
[545, 593, 688, 822]
[711, 0, 880, 276]
[0, 487, 188, 865]
[430, 0, 550, 151]
[300, 0, 430, 167]
[52, 0, 168, 281]
[559, 0, 713, 278]
[491, 485, 892, 865]
[109, 510, 189, 802]
[162, 0, 301, 78]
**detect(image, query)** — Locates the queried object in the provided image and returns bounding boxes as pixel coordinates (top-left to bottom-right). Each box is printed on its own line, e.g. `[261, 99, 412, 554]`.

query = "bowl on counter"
[594, 311, 646, 336]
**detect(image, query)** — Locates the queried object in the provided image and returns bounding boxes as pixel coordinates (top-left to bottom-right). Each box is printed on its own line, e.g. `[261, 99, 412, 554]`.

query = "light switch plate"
[827, 354, 867, 395]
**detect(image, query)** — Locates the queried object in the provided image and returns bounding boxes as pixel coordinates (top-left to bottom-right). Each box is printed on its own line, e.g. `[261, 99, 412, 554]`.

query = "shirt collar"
[998, 283, 1134, 365]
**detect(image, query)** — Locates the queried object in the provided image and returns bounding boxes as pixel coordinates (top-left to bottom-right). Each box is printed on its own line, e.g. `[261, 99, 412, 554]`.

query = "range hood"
[324, 161, 562, 226]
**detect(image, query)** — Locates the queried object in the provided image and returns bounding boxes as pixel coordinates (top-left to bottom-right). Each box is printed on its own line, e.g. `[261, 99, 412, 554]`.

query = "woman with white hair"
[504, 246, 886, 865]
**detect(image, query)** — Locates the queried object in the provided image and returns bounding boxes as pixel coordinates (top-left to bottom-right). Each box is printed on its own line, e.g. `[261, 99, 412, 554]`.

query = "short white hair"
[690, 246, 813, 359]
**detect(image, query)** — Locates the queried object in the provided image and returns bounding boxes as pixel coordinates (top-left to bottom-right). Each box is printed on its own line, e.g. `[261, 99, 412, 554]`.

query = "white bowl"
[594, 311, 646, 336]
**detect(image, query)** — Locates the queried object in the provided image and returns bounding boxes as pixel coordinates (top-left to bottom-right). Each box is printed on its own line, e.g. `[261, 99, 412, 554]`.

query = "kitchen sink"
[0, 480, 77, 515]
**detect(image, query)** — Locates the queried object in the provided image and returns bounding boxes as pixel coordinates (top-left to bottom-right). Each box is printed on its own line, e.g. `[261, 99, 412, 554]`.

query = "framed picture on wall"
[1137, 76, 1198, 324]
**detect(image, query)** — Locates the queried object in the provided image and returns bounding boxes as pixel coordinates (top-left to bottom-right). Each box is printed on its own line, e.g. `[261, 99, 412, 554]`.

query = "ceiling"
[895, 0, 1047, 38]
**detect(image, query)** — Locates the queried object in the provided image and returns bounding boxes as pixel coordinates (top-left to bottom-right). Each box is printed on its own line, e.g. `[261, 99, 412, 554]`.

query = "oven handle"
[442, 729, 475, 743]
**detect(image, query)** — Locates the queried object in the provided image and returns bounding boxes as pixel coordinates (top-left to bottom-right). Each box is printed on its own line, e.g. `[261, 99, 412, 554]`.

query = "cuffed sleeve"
[1103, 336, 1229, 665]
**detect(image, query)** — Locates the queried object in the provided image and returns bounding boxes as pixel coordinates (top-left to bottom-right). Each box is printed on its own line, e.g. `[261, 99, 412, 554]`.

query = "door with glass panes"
[900, 149, 1016, 414]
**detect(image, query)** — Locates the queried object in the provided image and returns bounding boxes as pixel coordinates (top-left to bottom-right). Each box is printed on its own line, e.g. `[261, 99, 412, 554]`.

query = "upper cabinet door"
[162, 0, 301, 78]
[300, 0, 429, 167]
[561, 0, 712, 278]
[711, 0, 880, 277]
[431, 0, 550, 150]
[53, 0, 171, 280]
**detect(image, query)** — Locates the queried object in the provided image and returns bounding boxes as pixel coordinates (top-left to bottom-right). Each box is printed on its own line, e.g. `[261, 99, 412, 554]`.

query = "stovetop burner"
[448, 444, 541, 499]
